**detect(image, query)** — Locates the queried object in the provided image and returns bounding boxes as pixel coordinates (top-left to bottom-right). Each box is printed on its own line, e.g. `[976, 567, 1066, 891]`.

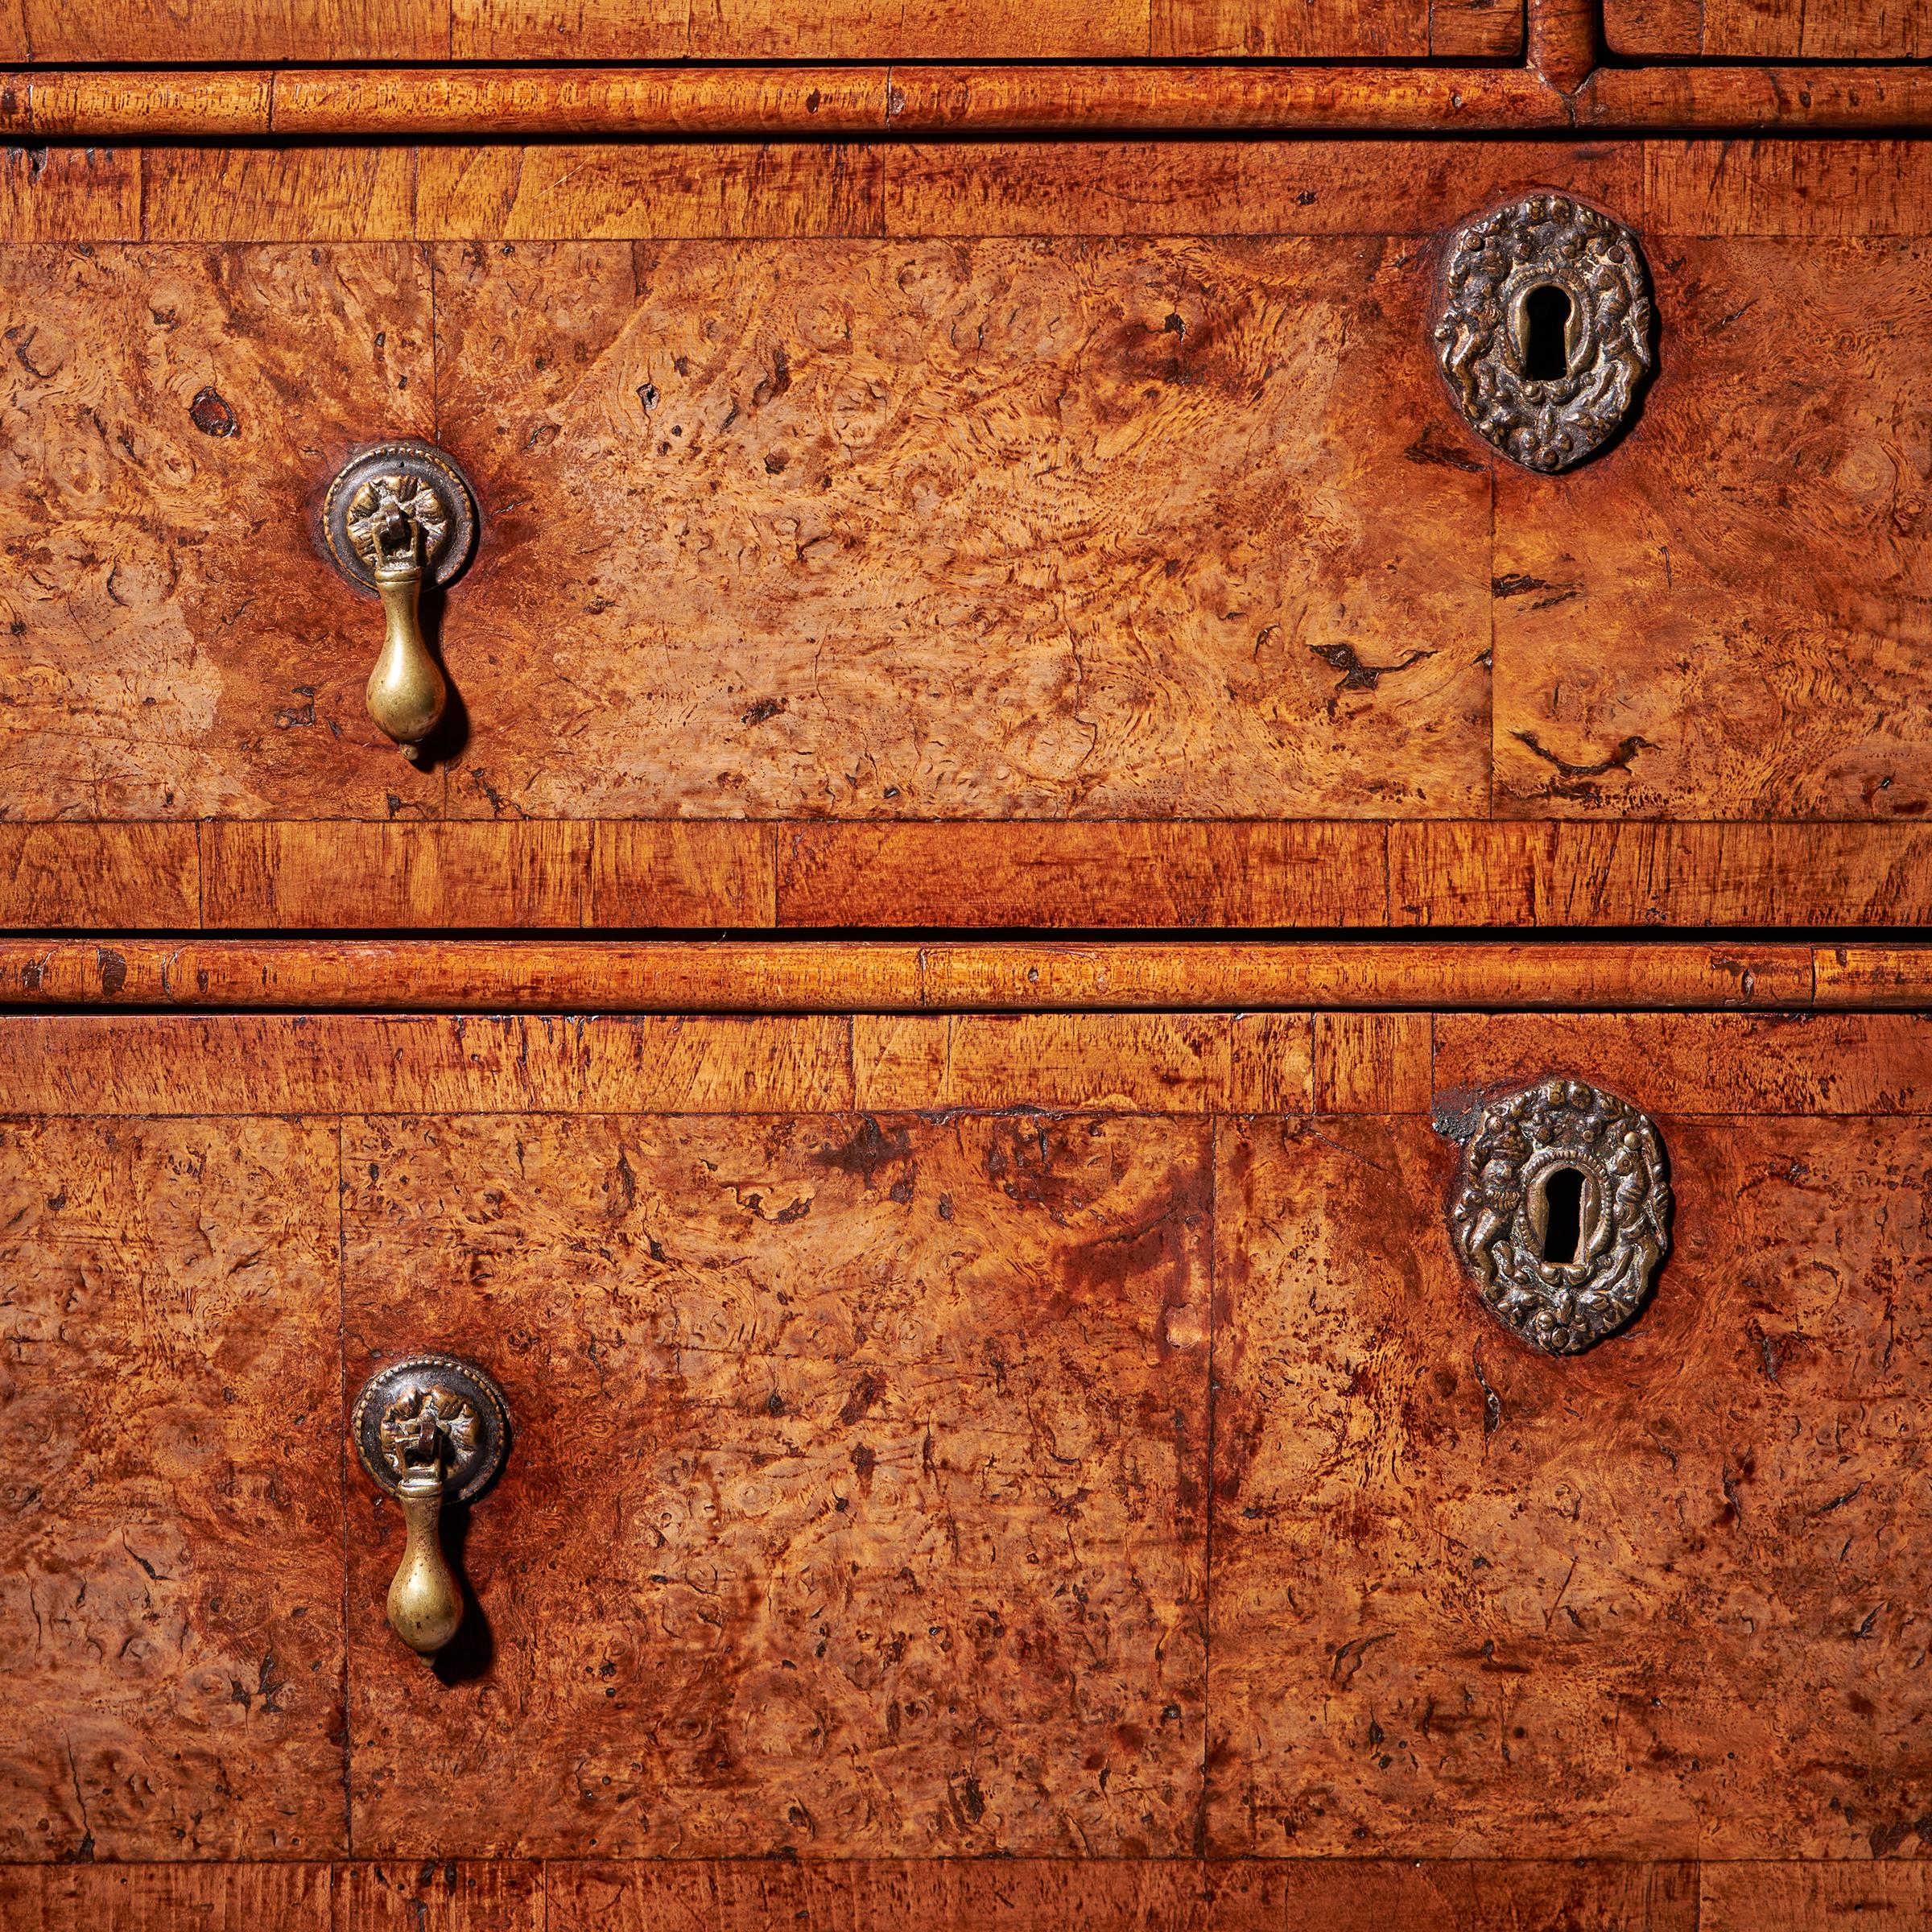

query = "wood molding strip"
[2, 1008, 1930, 1114]
[2, 822, 1931, 935]
[7, 64, 1932, 140]
[1, 938, 1928, 1014]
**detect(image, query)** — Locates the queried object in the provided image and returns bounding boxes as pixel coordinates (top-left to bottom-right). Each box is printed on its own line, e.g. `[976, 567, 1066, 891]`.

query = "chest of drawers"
[3, 1, 1930, 1925]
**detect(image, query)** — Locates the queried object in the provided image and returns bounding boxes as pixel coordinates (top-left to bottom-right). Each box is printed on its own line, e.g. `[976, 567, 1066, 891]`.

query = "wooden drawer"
[4, 1001, 1930, 1924]
[3, 135, 1930, 931]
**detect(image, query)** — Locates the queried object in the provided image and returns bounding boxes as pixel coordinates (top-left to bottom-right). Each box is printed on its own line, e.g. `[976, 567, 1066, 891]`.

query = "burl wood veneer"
[343, 1110, 1210, 1856]
[3, 138, 1930, 932]
[1, 1010, 1929, 1902]
[0, 1117, 345, 1860]
[1213, 1109, 1932, 1859]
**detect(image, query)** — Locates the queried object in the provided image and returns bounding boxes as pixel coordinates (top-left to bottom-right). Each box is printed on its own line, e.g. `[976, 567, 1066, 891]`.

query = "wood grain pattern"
[0, 938, 1827, 1013]
[1815, 947, 1932, 1012]
[1605, 0, 1932, 57]
[889, 65, 1557, 133]
[0, 1855, 1716, 1927]
[1433, 1012, 1932, 1116]
[1701, 1862, 1932, 1930]
[550, 1857, 1694, 1928]
[852, 1012, 1313, 1111]
[1151, 0, 1430, 56]
[1580, 67, 1932, 134]
[17, 68, 1932, 139]
[138, 147, 415, 243]
[38, 0, 1523, 60]
[0, 1014, 855, 1113]
[200, 822, 777, 928]
[1313, 1010, 1431, 1113]
[0, 244, 433, 821]
[0, 142, 139, 242]
[449, 0, 1151, 57]
[6, 819, 1932, 935]
[0, 1117, 345, 1859]
[274, 65, 885, 137]
[336, 1862, 544, 1931]
[1645, 142, 1932, 240]
[343, 1110, 1209, 1856]
[5, 140, 1931, 242]
[1430, 0, 1521, 54]
[430, 236, 1487, 823]
[1390, 823, 1932, 928]
[882, 140, 1641, 240]
[1212, 1112, 1932, 1857]
[0, 1865, 333, 1932]
[22, 0, 448, 59]
[778, 825, 1393, 928]
[0, 825, 199, 927]
[416, 146, 884, 242]
[28, 69, 274, 138]
[1492, 240, 1932, 820]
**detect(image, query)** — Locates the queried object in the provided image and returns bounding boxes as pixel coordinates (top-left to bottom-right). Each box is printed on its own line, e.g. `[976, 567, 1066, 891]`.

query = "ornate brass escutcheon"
[1436, 1076, 1672, 1355]
[1432, 192, 1654, 473]
[320, 442, 477, 762]
[352, 1354, 509, 1657]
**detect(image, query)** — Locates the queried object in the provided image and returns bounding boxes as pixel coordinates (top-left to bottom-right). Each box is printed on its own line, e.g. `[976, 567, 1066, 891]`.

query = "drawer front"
[1604, 0, 1930, 60]
[2, 138, 1929, 930]
[2, 1007, 1929, 1907]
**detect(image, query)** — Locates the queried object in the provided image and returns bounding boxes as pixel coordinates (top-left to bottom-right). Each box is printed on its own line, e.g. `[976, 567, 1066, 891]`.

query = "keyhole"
[1540, 1166, 1586, 1264]
[1521, 283, 1573, 380]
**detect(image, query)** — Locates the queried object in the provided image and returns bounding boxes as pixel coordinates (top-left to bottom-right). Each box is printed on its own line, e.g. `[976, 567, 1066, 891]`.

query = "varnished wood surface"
[4, 821, 1932, 931]
[0, 936, 1876, 1012]
[0, 1117, 346, 1859]
[14, 136, 1932, 245]
[6, 1858, 1930, 1930]
[47, 1856, 1932, 1930]
[1213, 1110, 1932, 1857]
[3, 1009, 1930, 1901]
[2, 138, 1927, 941]
[2, 1009, 1931, 1116]
[1605, 0, 1931, 58]
[2, 0, 1513, 60]
[13, 61, 1932, 137]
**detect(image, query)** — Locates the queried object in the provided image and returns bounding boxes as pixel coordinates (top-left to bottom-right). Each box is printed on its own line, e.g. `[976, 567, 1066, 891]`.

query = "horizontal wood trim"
[200, 822, 778, 930]
[10, 65, 1932, 138]
[0, 822, 1928, 934]
[8, 1858, 1918, 1929]
[0, 937, 1866, 1013]
[0, 824, 200, 930]
[550, 1859, 1698, 1928]
[851, 1011, 1314, 1110]
[6, 1009, 1930, 1117]
[1389, 823, 1932, 930]
[1433, 1011, 1932, 1116]
[8, 140, 1932, 244]
[778, 824, 1392, 931]
[0, 1013, 857, 1113]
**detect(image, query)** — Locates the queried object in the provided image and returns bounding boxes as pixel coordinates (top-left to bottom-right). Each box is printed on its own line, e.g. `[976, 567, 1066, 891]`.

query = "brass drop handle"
[321, 442, 478, 764]
[352, 1355, 510, 1658]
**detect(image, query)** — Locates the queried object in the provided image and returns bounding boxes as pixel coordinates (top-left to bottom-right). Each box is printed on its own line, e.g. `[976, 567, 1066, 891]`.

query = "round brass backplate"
[321, 440, 477, 594]
[352, 1353, 510, 1504]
